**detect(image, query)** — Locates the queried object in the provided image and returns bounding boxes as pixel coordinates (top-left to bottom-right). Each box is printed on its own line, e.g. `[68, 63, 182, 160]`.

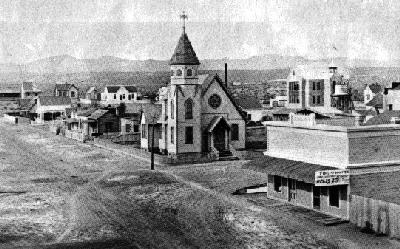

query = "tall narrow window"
[185, 98, 193, 119]
[142, 124, 146, 138]
[171, 101, 174, 119]
[187, 69, 193, 77]
[231, 124, 239, 141]
[176, 69, 182, 76]
[170, 127, 174, 144]
[114, 94, 116, 99]
[185, 127, 193, 144]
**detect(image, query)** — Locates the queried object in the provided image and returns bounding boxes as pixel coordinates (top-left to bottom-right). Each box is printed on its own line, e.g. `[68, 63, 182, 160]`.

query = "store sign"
[315, 170, 350, 186]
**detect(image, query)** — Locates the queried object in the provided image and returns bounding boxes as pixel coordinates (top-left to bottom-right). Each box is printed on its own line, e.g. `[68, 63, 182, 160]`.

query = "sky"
[0, 0, 399, 64]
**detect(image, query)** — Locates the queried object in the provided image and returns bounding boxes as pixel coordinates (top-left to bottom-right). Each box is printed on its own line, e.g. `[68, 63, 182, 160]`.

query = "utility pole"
[150, 116, 155, 170]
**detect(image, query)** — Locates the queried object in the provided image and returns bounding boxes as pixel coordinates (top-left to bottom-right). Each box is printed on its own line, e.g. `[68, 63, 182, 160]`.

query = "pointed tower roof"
[170, 32, 200, 65]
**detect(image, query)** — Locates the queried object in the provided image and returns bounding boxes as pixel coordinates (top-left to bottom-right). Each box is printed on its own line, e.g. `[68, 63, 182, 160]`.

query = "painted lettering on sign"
[315, 170, 349, 186]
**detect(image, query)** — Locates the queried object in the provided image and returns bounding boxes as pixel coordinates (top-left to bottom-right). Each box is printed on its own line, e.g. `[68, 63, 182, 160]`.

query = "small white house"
[100, 85, 138, 106]
[383, 82, 400, 111]
[54, 83, 79, 101]
[34, 96, 71, 123]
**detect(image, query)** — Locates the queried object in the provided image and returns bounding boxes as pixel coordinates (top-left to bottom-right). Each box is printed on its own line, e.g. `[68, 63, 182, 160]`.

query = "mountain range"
[1, 54, 399, 74]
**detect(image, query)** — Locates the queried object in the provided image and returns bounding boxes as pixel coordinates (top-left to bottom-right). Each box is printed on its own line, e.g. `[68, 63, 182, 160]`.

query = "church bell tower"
[170, 11, 200, 85]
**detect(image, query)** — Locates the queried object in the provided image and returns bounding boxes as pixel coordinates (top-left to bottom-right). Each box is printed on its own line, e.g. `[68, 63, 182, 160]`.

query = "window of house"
[142, 124, 147, 138]
[171, 70, 174, 76]
[185, 127, 193, 144]
[317, 96, 321, 104]
[274, 175, 282, 192]
[329, 186, 340, 207]
[71, 91, 75, 98]
[317, 82, 321, 90]
[176, 69, 182, 76]
[171, 127, 174, 144]
[133, 125, 139, 133]
[312, 82, 316, 90]
[128, 95, 131, 100]
[185, 98, 193, 119]
[389, 104, 393, 111]
[120, 95, 122, 100]
[289, 81, 300, 104]
[114, 94, 116, 99]
[231, 124, 239, 141]
[187, 69, 193, 77]
[35, 93, 38, 96]
[171, 101, 174, 119]
[312, 96, 316, 104]
[125, 124, 131, 133]
[123, 94, 126, 100]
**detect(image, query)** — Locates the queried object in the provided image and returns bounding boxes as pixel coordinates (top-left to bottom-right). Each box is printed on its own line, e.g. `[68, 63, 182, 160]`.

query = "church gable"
[201, 75, 246, 120]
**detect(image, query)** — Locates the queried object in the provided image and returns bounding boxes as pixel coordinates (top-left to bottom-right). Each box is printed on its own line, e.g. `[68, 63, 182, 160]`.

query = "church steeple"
[170, 12, 200, 66]
[170, 11, 200, 85]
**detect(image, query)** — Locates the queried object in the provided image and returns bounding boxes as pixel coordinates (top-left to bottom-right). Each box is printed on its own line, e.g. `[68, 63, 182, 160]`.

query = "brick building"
[246, 115, 400, 225]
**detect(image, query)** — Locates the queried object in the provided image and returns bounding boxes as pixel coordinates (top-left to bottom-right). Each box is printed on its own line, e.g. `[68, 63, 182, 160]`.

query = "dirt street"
[0, 119, 398, 248]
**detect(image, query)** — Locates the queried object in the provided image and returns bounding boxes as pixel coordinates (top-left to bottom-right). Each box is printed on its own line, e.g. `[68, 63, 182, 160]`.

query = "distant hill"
[2, 54, 400, 75]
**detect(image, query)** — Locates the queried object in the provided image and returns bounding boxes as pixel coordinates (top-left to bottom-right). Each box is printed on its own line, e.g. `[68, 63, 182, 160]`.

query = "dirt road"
[0, 119, 398, 248]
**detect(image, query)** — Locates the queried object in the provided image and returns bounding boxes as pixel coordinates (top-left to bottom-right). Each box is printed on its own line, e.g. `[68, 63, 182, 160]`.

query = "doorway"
[288, 179, 296, 202]
[313, 186, 321, 209]
[212, 121, 227, 152]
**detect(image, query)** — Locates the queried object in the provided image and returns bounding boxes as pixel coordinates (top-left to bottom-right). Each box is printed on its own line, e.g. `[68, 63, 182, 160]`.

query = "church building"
[141, 14, 246, 161]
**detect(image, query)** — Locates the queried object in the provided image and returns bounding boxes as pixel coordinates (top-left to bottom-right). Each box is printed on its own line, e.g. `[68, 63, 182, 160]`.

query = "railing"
[112, 133, 140, 145]
[64, 130, 88, 142]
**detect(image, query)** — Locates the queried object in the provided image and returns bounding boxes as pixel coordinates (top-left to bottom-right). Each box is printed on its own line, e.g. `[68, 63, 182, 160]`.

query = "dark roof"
[234, 95, 262, 110]
[367, 83, 382, 94]
[77, 108, 98, 117]
[22, 82, 33, 91]
[38, 96, 71, 106]
[106, 85, 137, 93]
[363, 110, 400, 126]
[243, 156, 336, 184]
[106, 86, 120, 93]
[170, 32, 200, 65]
[55, 83, 76, 91]
[140, 103, 162, 122]
[17, 99, 35, 110]
[384, 82, 400, 94]
[124, 86, 137, 93]
[88, 109, 109, 120]
[272, 107, 299, 115]
[365, 93, 383, 108]
[354, 109, 377, 117]
[200, 74, 247, 120]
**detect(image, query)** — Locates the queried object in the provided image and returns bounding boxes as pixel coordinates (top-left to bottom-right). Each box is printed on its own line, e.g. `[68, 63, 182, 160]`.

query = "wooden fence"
[350, 195, 400, 238]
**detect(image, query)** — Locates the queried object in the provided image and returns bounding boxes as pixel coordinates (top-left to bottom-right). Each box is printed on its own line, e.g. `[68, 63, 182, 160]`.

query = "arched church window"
[187, 69, 193, 77]
[177, 69, 182, 76]
[185, 98, 193, 119]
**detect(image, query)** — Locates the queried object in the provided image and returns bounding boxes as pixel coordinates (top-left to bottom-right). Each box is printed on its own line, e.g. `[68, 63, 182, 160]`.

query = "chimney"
[224, 63, 228, 88]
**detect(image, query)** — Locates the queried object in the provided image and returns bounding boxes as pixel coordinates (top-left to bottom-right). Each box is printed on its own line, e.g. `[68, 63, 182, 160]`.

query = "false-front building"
[142, 27, 246, 160]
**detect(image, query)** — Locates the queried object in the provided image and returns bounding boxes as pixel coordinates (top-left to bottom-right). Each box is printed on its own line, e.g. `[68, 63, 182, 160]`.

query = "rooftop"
[55, 83, 76, 91]
[170, 32, 200, 65]
[38, 96, 71, 106]
[234, 94, 263, 110]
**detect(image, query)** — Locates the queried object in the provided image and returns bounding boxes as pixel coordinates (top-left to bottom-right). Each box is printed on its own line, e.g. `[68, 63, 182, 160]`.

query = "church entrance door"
[213, 122, 227, 152]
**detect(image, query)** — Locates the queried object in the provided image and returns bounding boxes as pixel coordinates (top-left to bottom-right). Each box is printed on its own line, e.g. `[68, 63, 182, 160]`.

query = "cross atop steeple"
[180, 11, 188, 33]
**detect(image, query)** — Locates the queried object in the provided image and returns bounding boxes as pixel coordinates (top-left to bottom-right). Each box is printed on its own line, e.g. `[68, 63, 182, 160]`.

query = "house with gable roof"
[21, 82, 42, 99]
[54, 83, 79, 101]
[100, 85, 138, 106]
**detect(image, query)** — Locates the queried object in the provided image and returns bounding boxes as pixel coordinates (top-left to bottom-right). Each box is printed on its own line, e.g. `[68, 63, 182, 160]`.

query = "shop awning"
[243, 156, 337, 184]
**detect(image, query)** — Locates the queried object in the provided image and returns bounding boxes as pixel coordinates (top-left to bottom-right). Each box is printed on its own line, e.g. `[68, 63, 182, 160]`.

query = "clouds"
[0, 0, 399, 64]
